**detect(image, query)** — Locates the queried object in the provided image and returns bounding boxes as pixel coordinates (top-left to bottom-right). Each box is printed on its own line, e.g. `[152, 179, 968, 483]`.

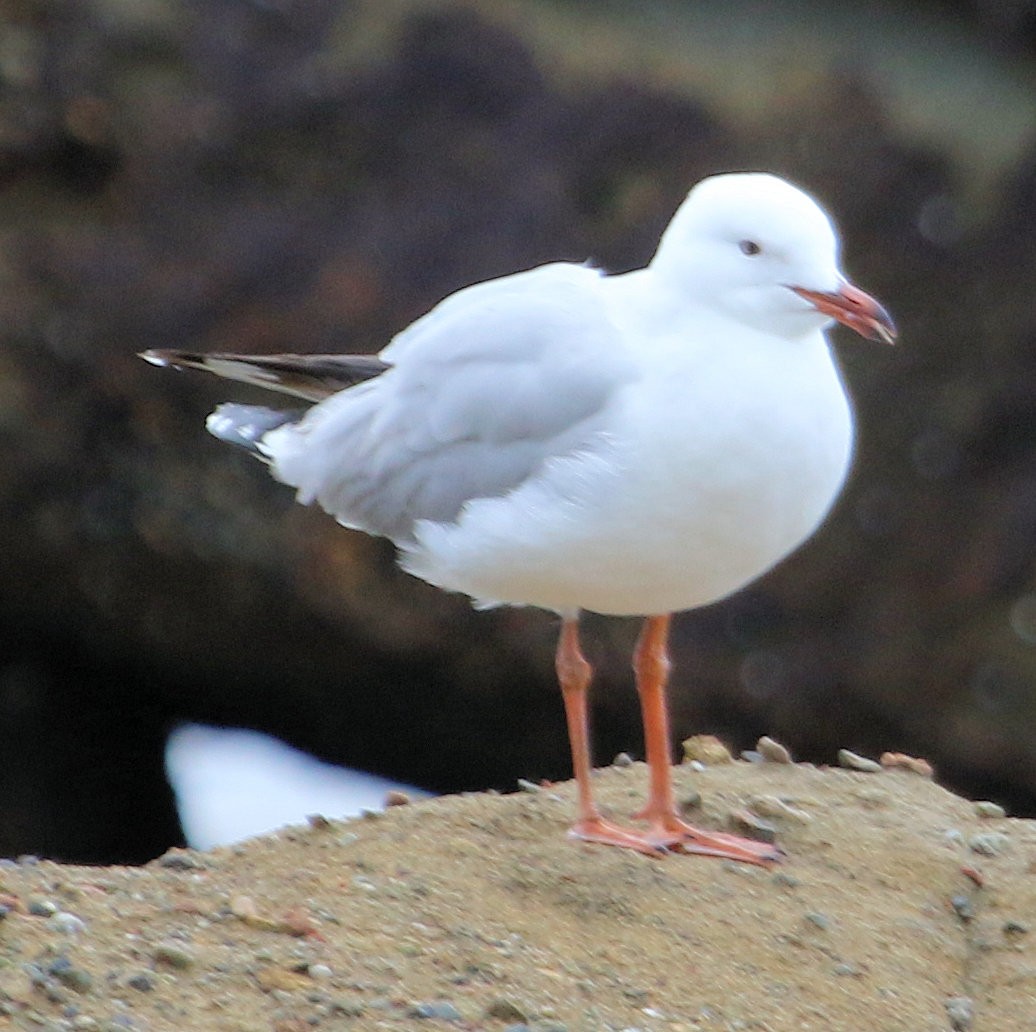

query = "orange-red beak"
[791, 281, 897, 345]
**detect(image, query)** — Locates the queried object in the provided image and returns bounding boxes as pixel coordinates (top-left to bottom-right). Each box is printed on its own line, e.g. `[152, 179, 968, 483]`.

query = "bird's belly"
[403, 380, 852, 616]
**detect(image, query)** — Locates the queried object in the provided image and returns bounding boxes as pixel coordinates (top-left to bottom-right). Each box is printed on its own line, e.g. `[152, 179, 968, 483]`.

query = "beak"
[791, 280, 897, 345]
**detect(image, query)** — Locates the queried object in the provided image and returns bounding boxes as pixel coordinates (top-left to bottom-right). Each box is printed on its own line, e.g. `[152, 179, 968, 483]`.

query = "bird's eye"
[739, 239, 762, 256]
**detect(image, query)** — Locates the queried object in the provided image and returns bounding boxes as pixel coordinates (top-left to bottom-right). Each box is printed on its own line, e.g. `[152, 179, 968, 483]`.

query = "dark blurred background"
[2, 0, 1036, 863]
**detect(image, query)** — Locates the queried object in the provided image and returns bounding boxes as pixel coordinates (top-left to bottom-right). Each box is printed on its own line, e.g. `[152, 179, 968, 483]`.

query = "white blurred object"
[165, 722, 431, 850]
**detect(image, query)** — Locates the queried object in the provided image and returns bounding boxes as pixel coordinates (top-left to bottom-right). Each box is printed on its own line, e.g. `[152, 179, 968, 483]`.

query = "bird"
[141, 172, 896, 864]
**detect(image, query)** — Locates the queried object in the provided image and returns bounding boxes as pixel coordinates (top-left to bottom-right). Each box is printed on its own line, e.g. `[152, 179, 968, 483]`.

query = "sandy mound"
[1, 760, 1033, 1030]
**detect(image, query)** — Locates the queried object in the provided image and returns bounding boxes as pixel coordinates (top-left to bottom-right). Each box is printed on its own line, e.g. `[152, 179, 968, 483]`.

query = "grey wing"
[260, 264, 635, 543]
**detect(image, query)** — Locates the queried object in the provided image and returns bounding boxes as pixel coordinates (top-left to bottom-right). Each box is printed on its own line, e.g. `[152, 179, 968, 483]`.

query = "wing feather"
[261, 264, 635, 542]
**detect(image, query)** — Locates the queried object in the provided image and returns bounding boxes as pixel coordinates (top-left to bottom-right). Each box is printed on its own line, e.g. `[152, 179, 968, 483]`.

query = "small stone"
[307, 963, 333, 981]
[408, 1000, 462, 1020]
[960, 865, 984, 886]
[154, 943, 195, 970]
[384, 790, 411, 807]
[682, 735, 732, 765]
[772, 871, 800, 889]
[516, 778, 541, 793]
[757, 736, 792, 763]
[157, 850, 203, 871]
[306, 813, 332, 829]
[48, 912, 86, 935]
[838, 749, 881, 773]
[945, 995, 974, 1030]
[729, 809, 777, 843]
[230, 894, 260, 920]
[485, 998, 527, 1021]
[805, 912, 832, 931]
[1003, 919, 1028, 936]
[832, 962, 861, 977]
[48, 957, 93, 994]
[740, 750, 763, 763]
[612, 752, 634, 768]
[968, 832, 1009, 857]
[879, 752, 934, 777]
[329, 1001, 366, 1017]
[28, 899, 58, 917]
[974, 801, 1006, 819]
[747, 795, 811, 823]
[951, 895, 974, 922]
[678, 789, 702, 813]
[126, 972, 155, 993]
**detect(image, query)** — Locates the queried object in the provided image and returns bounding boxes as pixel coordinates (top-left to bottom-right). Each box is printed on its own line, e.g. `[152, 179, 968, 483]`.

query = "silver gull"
[142, 172, 896, 862]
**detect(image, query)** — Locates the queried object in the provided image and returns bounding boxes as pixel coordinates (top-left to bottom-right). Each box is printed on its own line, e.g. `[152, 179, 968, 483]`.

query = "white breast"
[402, 318, 852, 617]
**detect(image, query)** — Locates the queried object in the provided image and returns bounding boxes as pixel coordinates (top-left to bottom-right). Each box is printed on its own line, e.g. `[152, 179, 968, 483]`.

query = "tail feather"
[139, 349, 389, 402]
[205, 404, 305, 459]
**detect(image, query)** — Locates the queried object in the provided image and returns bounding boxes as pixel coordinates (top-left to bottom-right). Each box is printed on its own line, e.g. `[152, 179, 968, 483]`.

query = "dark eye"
[739, 239, 762, 256]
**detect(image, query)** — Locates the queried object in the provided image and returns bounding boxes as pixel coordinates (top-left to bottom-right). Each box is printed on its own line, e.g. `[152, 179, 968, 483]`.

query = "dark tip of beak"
[791, 282, 897, 344]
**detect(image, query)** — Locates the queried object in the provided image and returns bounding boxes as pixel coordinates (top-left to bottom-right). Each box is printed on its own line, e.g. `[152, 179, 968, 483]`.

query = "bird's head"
[650, 172, 896, 345]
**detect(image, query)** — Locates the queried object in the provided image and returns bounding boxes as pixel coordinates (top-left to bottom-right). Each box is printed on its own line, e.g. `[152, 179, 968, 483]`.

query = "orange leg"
[631, 615, 781, 865]
[557, 617, 671, 856]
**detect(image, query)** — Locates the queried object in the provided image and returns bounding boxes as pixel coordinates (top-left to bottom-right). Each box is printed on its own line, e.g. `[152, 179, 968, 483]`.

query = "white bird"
[142, 172, 895, 863]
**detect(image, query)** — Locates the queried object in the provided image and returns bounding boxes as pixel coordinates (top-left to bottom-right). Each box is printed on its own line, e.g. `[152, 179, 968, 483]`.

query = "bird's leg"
[631, 615, 782, 866]
[556, 617, 670, 857]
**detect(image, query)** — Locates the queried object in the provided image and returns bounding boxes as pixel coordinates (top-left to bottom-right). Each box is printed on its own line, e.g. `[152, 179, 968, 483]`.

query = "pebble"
[757, 736, 793, 763]
[485, 999, 528, 1021]
[103, 1019, 137, 1032]
[157, 850, 203, 871]
[126, 972, 155, 993]
[729, 809, 777, 843]
[308, 963, 333, 981]
[879, 752, 934, 777]
[804, 912, 832, 931]
[837, 749, 881, 773]
[384, 790, 411, 807]
[747, 794, 811, 823]
[329, 1001, 366, 1017]
[408, 1000, 463, 1020]
[945, 995, 974, 1031]
[678, 790, 702, 813]
[48, 912, 87, 936]
[832, 962, 861, 977]
[974, 801, 1006, 819]
[682, 735, 733, 765]
[1003, 919, 1028, 936]
[48, 957, 93, 995]
[950, 895, 974, 922]
[154, 943, 194, 970]
[968, 832, 1009, 857]
[28, 899, 58, 917]
[612, 752, 634, 768]
[516, 779, 541, 793]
